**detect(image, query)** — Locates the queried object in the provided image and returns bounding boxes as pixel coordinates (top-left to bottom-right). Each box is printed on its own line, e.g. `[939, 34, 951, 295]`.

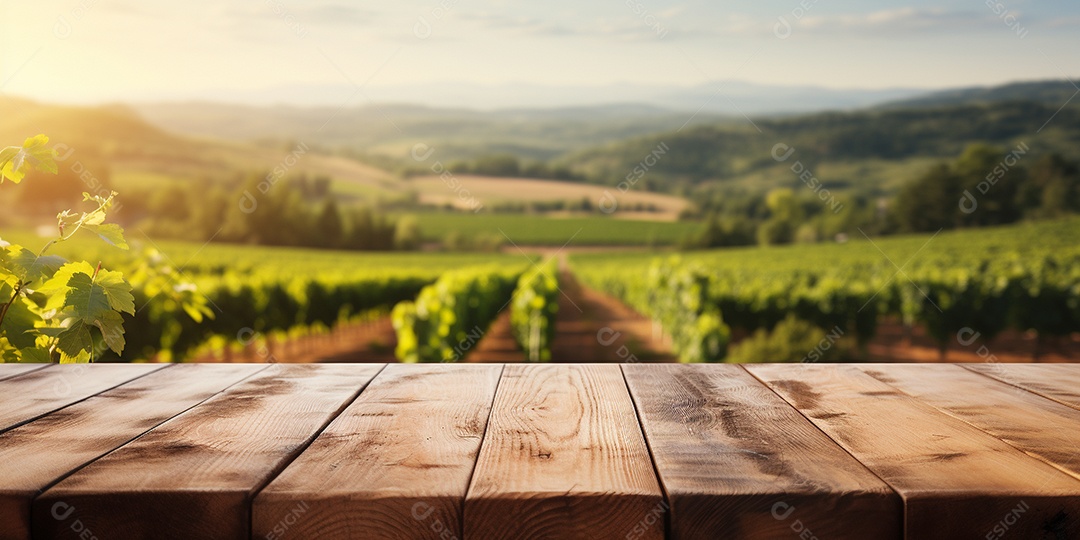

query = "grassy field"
[403, 212, 703, 246]
[718, 156, 941, 195]
[2, 229, 527, 279]
[405, 174, 689, 220]
[572, 217, 1080, 270]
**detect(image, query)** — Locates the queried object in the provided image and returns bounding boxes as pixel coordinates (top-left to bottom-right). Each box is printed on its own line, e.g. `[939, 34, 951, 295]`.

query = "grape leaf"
[60, 348, 92, 364]
[56, 320, 93, 360]
[0, 158, 26, 184]
[93, 310, 126, 354]
[4, 245, 66, 284]
[0, 135, 56, 184]
[18, 347, 51, 363]
[66, 272, 113, 320]
[0, 147, 19, 169]
[82, 223, 129, 250]
[38, 261, 96, 312]
[26, 138, 59, 175]
[95, 269, 135, 314]
[0, 287, 38, 349]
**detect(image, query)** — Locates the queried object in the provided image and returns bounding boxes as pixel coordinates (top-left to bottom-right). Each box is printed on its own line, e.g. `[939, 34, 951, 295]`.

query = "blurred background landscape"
[1, 1, 1077, 364]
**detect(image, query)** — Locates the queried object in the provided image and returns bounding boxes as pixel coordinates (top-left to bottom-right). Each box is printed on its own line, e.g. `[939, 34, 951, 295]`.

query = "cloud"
[785, 7, 1013, 35]
[207, 2, 379, 27]
[454, 9, 692, 42]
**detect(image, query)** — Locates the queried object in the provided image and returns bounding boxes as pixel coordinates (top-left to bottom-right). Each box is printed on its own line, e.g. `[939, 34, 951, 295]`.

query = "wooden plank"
[253, 363, 502, 540]
[861, 364, 1080, 484]
[0, 363, 166, 433]
[33, 364, 383, 540]
[748, 364, 1080, 540]
[0, 364, 266, 540]
[965, 363, 1080, 411]
[624, 363, 901, 540]
[0, 364, 51, 382]
[464, 364, 663, 540]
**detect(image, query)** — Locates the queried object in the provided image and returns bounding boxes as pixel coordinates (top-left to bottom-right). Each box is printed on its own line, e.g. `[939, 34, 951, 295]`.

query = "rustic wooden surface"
[0, 364, 264, 539]
[465, 364, 663, 540]
[748, 364, 1080, 540]
[254, 364, 502, 540]
[2, 362, 1080, 540]
[32, 364, 382, 540]
[624, 364, 901, 540]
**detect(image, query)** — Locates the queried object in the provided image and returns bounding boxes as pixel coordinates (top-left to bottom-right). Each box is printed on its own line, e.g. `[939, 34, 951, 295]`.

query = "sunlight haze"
[3, 0, 1078, 108]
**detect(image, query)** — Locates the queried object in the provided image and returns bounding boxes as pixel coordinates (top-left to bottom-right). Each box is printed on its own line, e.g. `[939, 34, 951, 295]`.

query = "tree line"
[685, 145, 1080, 249]
[14, 168, 421, 251]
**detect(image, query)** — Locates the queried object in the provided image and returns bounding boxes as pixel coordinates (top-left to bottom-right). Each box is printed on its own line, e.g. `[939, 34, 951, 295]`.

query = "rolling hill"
[558, 95, 1080, 195]
[0, 99, 694, 224]
[878, 79, 1080, 110]
[131, 102, 736, 164]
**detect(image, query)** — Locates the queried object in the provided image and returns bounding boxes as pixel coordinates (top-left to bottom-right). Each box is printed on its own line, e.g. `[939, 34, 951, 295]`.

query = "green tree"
[953, 144, 1022, 227]
[394, 215, 421, 251]
[313, 198, 344, 249]
[894, 163, 963, 232]
[757, 189, 802, 245]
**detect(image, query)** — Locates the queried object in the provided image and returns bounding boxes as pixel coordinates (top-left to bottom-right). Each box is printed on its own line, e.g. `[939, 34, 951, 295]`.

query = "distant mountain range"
[129, 80, 929, 116]
[120, 77, 1077, 117]
[5, 77, 1077, 204]
[878, 79, 1080, 110]
[127, 78, 1079, 163]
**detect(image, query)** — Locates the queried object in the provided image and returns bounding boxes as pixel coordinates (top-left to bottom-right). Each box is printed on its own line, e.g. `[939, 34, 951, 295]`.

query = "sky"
[1, 0, 1078, 108]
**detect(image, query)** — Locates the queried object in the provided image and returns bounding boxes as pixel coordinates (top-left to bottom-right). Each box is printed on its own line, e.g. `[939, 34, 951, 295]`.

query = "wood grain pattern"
[253, 364, 502, 540]
[624, 363, 901, 540]
[3, 363, 1080, 539]
[0, 363, 165, 433]
[965, 363, 1080, 411]
[748, 363, 1080, 540]
[32, 364, 383, 540]
[0, 364, 265, 540]
[465, 364, 664, 540]
[861, 364, 1080, 484]
[0, 364, 51, 382]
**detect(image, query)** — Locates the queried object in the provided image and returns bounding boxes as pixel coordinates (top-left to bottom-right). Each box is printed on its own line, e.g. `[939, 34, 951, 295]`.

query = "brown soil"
[466, 258, 678, 363]
[865, 318, 1080, 363]
[547, 269, 677, 363]
[467, 311, 528, 363]
[188, 317, 398, 364]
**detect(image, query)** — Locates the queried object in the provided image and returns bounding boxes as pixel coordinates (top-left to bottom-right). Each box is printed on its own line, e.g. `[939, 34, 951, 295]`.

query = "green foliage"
[643, 259, 730, 362]
[1, 135, 132, 362]
[510, 259, 559, 362]
[563, 100, 1080, 191]
[0, 135, 217, 363]
[585, 257, 730, 362]
[0, 135, 57, 184]
[392, 265, 522, 363]
[575, 218, 1080, 360]
[128, 173, 403, 252]
[406, 212, 701, 247]
[727, 315, 854, 363]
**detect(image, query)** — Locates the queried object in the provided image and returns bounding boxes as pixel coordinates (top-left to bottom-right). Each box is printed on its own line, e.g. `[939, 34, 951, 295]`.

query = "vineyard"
[5, 222, 573, 363]
[510, 258, 560, 362]
[4, 199, 1079, 364]
[573, 218, 1080, 362]
[1, 227, 530, 362]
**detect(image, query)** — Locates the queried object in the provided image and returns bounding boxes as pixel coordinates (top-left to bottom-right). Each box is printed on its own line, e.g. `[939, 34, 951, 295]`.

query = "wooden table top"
[1, 363, 1079, 540]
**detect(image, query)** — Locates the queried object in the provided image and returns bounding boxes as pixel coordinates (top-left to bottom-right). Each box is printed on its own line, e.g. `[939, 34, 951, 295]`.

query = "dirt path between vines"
[187, 317, 398, 364]
[467, 262, 677, 363]
[866, 319, 1080, 363]
[190, 274, 1076, 365]
[547, 269, 676, 362]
